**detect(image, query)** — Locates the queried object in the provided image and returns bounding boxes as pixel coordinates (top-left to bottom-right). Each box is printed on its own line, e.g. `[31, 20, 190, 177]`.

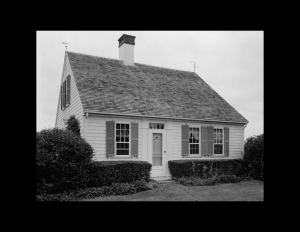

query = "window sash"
[149, 123, 164, 129]
[213, 128, 223, 154]
[189, 127, 200, 155]
[116, 123, 130, 156]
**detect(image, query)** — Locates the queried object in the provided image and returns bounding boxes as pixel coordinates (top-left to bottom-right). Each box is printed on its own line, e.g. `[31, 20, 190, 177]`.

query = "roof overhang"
[84, 110, 249, 126]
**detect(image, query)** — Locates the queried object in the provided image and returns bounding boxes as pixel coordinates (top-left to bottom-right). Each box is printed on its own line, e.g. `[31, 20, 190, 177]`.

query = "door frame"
[147, 129, 167, 177]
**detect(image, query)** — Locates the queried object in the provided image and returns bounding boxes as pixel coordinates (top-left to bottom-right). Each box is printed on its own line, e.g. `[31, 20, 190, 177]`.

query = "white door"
[148, 130, 166, 178]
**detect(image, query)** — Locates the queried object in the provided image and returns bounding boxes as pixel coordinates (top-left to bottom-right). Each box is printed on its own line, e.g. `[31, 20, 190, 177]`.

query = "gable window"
[149, 123, 164, 129]
[213, 128, 223, 154]
[116, 123, 130, 155]
[189, 127, 199, 154]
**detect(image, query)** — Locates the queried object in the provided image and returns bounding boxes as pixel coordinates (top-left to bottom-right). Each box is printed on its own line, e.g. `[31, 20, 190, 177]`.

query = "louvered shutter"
[182, 124, 189, 156]
[66, 75, 70, 105]
[224, 127, 229, 156]
[201, 126, 207, 156]
[60, 85, 63, 110]
[62, 81, 65, 109]
[131, 122, 139, 157]
[106, 121, 115, 157]
[207, 126, 214, 156]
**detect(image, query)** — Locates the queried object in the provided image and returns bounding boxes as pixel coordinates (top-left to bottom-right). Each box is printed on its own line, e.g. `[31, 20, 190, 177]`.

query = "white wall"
[55, 54, 84, 134]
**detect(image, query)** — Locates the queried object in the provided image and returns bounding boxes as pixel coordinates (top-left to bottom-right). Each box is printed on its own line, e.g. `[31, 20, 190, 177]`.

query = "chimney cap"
[118, 34, 136, 47]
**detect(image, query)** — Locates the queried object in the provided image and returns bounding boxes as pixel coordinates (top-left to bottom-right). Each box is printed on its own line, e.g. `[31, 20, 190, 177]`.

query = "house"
[55, 34, 248, 180]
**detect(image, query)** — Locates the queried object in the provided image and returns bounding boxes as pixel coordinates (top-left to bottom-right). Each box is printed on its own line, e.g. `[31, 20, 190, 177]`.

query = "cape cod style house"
[55, 34, 248, 180]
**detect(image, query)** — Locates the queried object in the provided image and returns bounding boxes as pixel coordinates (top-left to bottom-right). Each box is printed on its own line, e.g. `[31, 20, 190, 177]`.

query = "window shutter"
[63, 81, 66, 108]
[106, 121, 115, 157]
[224, 127, 229, 156]
[182, 124, 189, 156]
[60, 85, 63, 110]
[201, 126, 207, 156]
[131, 122, 139, 157]
[67, 75, 70, 105]
[207, 126, 214, 156]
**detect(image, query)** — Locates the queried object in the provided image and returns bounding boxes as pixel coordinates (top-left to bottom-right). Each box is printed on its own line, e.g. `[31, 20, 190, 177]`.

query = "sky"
[37, 31, 263, 140]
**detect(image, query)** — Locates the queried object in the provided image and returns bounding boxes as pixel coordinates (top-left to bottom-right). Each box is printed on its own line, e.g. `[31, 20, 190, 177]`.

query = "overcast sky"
[37, 31, 263, 140]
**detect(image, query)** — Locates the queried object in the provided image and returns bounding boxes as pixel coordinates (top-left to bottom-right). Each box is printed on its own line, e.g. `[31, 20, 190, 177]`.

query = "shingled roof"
[67, 51, 248, 123]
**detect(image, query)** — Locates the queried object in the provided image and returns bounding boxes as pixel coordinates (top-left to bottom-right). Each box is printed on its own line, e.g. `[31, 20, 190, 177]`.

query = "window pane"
[116, 124, 120, 129]
[153, 124, 156, 129]
[161, 124, 164, 129]
[157, 124, 160, 129]
[125, 137, 129, 142]
[121, 124, 125, 129]
[121, 137, 124, 142]
[125, 130, 129, 136]
[116, 136, 120, 142]
[125, 143, 129, 149]
[116, 130, 120, 135]
[126, 124, 129, 129]
[220, 139, 223, 143]
[149, 123, 152, 129]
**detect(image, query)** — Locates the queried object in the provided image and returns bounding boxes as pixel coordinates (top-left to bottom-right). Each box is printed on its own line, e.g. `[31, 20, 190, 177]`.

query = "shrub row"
[168, 159, 263, 181]
[36, 180, 157, 201]
[168, 159, 247, 179]
[87, 161, 152, 187]
[177, 174, 246, 186]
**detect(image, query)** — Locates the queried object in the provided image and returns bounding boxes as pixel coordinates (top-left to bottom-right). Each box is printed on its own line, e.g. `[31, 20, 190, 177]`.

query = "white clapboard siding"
[55, 54, 84, 134]
[172, 121, 245, 159]
[85, 116, 142, 161]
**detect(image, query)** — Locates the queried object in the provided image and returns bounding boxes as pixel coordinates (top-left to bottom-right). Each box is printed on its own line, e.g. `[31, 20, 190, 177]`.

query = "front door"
[153, 133, 162, 166]
[148, 130, 166, 178]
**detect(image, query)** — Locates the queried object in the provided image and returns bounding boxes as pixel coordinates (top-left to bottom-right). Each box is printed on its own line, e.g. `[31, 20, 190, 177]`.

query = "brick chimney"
[118, 34, 136, 66]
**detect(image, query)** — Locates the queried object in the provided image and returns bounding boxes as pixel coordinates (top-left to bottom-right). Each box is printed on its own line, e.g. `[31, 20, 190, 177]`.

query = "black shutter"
[131, 122, 139, 157]
[201, 126, 207, 156]
[106, 121, 115, 157]
[224, 127, 229, 156]
[67, 75, 70, 105]
[182, 124, 189, 156]
[60, 85, 63, 110]
[207, 126, 214, 156]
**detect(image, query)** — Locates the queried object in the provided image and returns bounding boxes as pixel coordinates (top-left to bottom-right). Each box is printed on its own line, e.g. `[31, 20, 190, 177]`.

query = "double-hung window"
[116, 123, 130, 155]
[213, 128, 223, 155]
[189, 127, 200, 155]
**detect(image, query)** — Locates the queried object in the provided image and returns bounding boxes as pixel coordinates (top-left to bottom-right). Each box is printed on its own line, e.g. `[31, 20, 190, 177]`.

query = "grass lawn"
[80, 180, 264, 201]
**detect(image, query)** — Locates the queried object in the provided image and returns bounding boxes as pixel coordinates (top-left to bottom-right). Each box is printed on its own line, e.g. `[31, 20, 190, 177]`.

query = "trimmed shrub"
[177, 175, 244, 186]
[168, 159, 247, 180]
[87, 161, 152, 187]
[36, 128, 94, 194]
[65, 115, 81, 137]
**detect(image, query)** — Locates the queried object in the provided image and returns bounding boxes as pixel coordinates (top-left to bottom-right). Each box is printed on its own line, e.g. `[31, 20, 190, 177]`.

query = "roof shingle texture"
[67, 51, 248, 123]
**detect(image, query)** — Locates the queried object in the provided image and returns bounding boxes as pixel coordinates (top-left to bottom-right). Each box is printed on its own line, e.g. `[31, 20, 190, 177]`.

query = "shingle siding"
[55, 54, 84, 134]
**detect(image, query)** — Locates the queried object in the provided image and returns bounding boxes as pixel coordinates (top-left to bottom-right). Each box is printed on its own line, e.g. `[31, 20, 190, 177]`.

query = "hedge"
[168, 159, 248, 179]
[87, 161, 152, 187]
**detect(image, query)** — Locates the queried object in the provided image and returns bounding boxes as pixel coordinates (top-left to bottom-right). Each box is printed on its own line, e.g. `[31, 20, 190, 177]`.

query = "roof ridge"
[66, 51, 121, 62]
[67, 51, 195, 74]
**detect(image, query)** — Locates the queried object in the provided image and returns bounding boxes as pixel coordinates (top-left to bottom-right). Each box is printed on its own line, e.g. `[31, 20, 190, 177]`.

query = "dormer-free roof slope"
[67, 51, 248, 123]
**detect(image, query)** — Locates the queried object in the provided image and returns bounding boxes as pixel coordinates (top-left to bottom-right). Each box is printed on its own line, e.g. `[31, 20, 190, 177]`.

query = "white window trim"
[189, 127, 201, 156]
[115, 122, 131, 157]
[213, 126, 224, 156]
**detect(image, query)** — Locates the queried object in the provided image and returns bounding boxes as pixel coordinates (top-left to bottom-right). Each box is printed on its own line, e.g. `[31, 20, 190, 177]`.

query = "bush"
[244, 134, 264, 181]
[65, 115, 81, 137]
[168, 159, 247, 180]
[177, 174, 244, 186]
[36, 128, 94, 194]
[36, 180, 152, 201]
[87, 161, 152, 187]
